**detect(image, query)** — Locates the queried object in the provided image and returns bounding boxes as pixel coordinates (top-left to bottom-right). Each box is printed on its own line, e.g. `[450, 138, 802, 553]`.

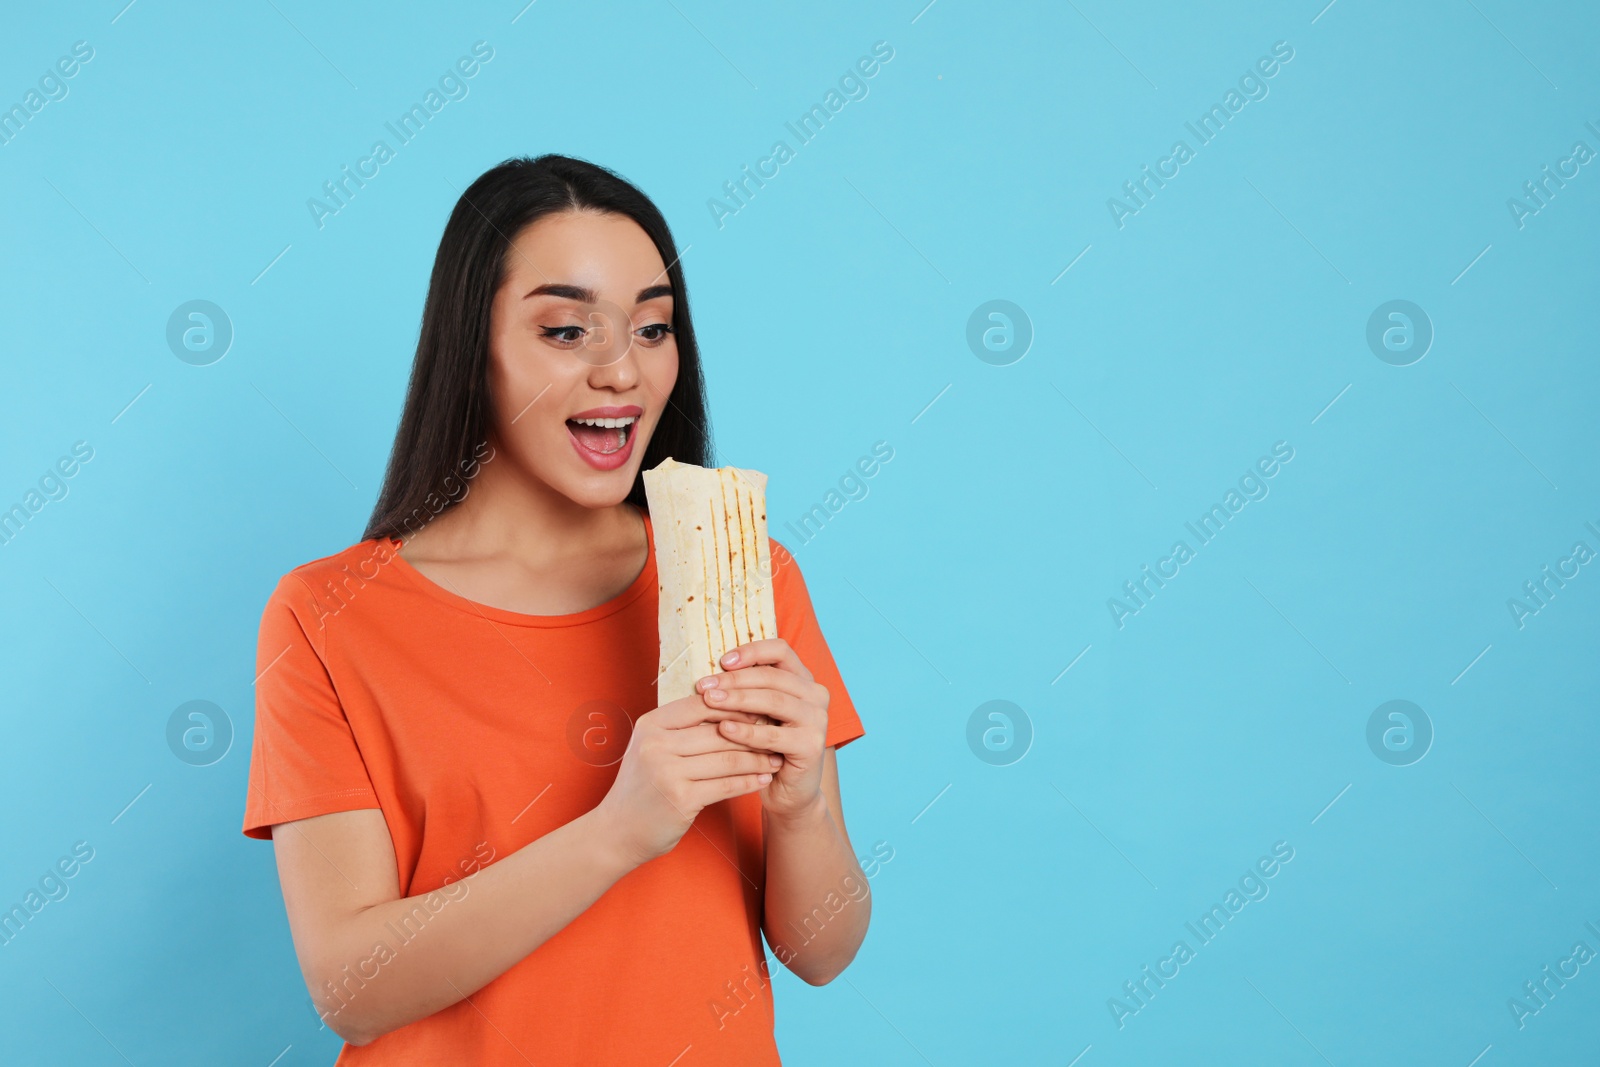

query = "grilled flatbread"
[644, 458, 777, 704]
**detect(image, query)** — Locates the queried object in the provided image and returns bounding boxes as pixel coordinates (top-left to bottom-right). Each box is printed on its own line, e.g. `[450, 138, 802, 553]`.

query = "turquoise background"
[2, 0, 1597, 1063]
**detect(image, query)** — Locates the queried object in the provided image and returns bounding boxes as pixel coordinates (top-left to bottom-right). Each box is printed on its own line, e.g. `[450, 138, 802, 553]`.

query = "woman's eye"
[540, 321, 672, 350]
[539, 325, 586, 347]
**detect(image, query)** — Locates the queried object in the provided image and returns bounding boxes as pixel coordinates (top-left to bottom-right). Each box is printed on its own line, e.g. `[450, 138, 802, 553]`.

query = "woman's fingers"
[652, 696, 765, 731]
[689, 772, 772, 807]
[698, 667, 828, 729]
[718, 638, 812, 680]
[698, 664, 812, 702]
[700, 683, 809, 727]
[680, 748, 784, 782]
[669, 721, 774, 756]
[715, 718, 806, 755]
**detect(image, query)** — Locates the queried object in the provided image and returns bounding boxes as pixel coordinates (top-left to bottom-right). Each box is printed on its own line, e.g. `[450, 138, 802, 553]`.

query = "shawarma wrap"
[643, 457, 777, 704]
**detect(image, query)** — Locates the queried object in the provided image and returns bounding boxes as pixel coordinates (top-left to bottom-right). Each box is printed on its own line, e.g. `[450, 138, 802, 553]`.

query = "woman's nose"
[575, 301, 634, 371]
[579, 304, 640, 387]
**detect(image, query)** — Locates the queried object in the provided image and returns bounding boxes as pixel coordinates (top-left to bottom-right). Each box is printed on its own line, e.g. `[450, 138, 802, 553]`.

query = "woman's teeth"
[571, 416, 638, 429]
[568, 415, 636, 455]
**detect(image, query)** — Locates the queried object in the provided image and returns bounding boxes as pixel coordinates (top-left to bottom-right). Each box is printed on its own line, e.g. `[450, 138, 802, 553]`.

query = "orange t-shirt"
[241, 509, 865, 1065]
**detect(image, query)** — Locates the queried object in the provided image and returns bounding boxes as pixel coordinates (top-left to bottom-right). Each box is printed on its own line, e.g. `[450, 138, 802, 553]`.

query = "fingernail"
[768, 754, 782, 768]
[721, 720, 740, 733]
[758, 773, 772, 783]
[722, 650, 739, 666]
[698, 676, 718, 691]
[706, 689, 726, 702]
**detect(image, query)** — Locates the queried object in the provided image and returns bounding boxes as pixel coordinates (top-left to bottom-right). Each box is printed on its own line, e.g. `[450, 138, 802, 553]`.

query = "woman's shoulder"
[767, 534, 796, 582]
[765, 534, 819, 612]
[263, 537, 404, 622]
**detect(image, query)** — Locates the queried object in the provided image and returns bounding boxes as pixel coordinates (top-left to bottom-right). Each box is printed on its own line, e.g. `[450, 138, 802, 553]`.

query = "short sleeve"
[769, 539, 865, 751]
[241, 574, 381, 840]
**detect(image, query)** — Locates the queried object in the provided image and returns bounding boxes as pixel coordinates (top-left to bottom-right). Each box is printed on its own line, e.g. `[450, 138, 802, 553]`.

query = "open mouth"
[566, 415, 637, 456]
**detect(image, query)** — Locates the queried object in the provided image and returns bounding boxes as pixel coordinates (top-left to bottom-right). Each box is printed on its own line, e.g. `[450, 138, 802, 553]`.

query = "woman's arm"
[699, 641, 871, 984]
[760, 748, 871, 984]
[274, 804, 630, 1045]
[272, 698, 778, 1046]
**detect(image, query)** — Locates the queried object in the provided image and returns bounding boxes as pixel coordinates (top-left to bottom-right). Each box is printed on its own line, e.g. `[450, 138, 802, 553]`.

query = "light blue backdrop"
[2, 0, 1596, 1063]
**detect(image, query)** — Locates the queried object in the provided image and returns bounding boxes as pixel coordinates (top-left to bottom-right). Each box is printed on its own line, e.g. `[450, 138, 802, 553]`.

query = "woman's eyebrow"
[522, 282, 673, 304]
[524, 282, 595, 302]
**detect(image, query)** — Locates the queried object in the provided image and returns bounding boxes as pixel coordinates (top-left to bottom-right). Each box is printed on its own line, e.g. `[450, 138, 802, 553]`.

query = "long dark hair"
[362, 154, 713, 542]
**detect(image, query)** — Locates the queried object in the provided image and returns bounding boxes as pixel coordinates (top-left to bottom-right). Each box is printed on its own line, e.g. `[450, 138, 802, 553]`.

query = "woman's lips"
[566, 419, 636, 471]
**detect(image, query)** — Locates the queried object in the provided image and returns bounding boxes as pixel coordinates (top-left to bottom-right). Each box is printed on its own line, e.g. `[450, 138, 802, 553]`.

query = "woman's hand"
[593, 696, 778, 867]
[696, 639, 830, 822]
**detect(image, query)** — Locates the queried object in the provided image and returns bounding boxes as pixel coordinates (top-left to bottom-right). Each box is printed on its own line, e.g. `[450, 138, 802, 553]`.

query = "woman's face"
[486, 209, 680, 509]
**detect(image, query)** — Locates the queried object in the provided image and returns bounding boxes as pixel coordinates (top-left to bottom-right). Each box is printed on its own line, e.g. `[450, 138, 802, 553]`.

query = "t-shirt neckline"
[382, 508, 655, 628]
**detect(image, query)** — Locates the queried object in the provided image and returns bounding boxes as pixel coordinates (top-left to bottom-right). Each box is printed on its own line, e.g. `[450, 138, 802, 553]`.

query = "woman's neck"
[393, 451, 649, 616]
[400, 449, 636, 568]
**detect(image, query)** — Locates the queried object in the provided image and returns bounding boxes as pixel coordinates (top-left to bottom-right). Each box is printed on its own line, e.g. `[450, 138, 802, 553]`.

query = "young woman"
[242, 155, 871, 1064]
